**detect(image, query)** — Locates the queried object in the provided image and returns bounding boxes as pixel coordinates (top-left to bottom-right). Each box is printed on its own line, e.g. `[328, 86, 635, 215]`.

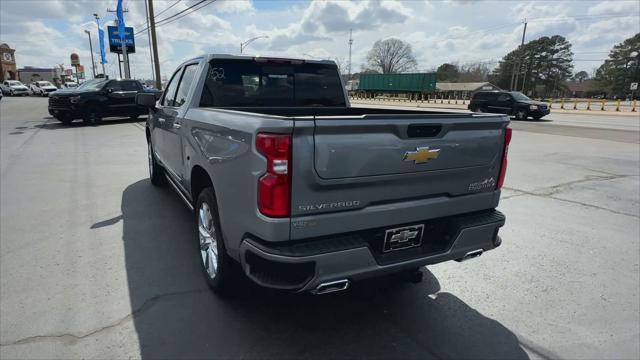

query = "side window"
[121, 81, 140, 91]
[174, 64, 198, 107]
[105, 81, 122, 92]
[497, 93, 511, 102]
[161, 68, 182, 106]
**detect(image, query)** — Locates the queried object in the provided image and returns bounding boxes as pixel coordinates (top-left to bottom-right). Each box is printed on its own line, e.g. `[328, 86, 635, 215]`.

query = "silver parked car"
[29, 81, 58, 96]
[0, 80, 30, 96]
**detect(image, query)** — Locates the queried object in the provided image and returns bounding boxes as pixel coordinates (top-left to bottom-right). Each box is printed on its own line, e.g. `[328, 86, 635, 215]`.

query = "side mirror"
[136, 93, 157, 109]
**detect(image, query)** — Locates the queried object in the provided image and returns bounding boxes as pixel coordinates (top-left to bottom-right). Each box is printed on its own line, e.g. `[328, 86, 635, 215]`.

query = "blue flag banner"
[116, 0, 126, 42]
[98, 27, 108, 64]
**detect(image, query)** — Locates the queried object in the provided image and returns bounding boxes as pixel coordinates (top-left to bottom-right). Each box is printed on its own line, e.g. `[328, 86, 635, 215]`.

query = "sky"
[0, 0, 639, 81]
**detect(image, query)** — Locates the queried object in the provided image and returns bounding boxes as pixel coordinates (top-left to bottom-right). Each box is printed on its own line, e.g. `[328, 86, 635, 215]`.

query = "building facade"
[18, 67, 57, 84]
[436, 82, 501, 98]
[0, 43, 17, 82]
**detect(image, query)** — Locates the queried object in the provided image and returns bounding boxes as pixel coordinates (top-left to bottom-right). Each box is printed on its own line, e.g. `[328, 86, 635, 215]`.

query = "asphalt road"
[1, 96, 639, 359]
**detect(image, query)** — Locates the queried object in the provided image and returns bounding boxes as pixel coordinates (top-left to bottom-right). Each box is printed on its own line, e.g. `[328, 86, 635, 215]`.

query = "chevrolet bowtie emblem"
[390, 229, 419, 243]
[403, 147, 440, 164]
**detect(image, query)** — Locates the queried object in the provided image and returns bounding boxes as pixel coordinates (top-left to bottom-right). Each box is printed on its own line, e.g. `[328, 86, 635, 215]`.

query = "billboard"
[107, 26, 136, 54]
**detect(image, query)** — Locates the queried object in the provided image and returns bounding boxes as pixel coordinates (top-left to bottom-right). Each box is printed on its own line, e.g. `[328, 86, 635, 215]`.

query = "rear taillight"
[256, 133, 292, 217]
[497, 127, 512, 189]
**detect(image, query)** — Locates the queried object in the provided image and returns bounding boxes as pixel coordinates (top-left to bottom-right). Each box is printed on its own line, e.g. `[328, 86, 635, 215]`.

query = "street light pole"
[84, 30, 97, 78]
[240, 36, 269, 54]
[93, 13, 106, 76]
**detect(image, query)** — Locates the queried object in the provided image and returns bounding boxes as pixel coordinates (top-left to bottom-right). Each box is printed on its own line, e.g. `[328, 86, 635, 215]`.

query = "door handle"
[173, 122, 182, 129]
[158, 117, 166, 123]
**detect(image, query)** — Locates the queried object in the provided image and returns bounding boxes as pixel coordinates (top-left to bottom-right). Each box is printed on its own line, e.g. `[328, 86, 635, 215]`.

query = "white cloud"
[587, 1, 636, 15]
[214, 0, 255, 14]
[1, 0, 638, 80]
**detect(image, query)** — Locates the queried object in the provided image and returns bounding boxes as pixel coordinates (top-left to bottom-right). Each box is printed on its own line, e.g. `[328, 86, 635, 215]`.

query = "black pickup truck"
[48, 79, 162, 125]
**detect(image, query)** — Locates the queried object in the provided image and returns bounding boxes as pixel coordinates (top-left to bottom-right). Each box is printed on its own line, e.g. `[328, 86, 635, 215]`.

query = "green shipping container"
[358, 73, 437, 93]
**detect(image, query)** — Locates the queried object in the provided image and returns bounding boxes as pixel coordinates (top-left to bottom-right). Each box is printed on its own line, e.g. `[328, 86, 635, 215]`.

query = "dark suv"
[48, 78, 161, 125]
[469, 91, 550, 120]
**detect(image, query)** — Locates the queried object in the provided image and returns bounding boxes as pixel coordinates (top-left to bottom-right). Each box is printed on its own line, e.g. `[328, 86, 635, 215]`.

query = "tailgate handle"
[407, 124, 442, 138]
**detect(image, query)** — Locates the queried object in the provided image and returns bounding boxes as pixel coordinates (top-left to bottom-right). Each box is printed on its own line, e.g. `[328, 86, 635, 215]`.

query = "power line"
[133, 0, 181, 29]
[155, 0, 182, 18]
[135, 0, 215, 36]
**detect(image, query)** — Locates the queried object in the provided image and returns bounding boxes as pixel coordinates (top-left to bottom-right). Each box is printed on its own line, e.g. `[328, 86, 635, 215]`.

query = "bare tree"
[366, 38, 418, 74]
[458, 62, 491, 82]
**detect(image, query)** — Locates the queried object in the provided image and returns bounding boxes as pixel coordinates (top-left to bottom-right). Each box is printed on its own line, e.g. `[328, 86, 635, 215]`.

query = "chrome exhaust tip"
[313, 279, 350, 295]
[456, 249, 484, 262]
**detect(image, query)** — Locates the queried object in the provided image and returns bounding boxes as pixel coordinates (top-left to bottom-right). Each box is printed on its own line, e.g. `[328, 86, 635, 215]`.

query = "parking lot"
[1, 96, 639, 359]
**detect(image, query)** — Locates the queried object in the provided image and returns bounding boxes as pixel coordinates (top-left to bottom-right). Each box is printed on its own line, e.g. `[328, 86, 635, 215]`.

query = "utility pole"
[512, 19, 527, 91]
[148, 0, 162, 89]
[144, 0, 155, 85]
[348, 29, 353, 80]
[107, 7, 130, 79]
[93, 14, 106, 76]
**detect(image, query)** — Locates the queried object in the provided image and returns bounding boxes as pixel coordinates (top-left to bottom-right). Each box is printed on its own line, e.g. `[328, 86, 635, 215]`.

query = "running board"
[164, 173, 194, 211]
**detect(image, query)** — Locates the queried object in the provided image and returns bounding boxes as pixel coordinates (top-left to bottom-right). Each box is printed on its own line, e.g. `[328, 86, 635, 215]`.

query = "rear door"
[119, 80, 143, 115]
[152, 67, 181, 171]
[161, 63, 199, 185]
[104, 81, 125, 115]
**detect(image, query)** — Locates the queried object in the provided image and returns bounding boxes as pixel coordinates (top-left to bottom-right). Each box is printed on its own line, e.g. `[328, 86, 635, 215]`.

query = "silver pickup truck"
[136, 54, 510, 295]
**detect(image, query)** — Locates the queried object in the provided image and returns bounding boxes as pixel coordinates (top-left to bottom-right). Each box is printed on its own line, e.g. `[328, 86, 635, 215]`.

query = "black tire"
[195, 188, 237, 295]
[514, 108, 528, 120]
[147, 141, 167, 186]
[9, 90, 14, 96]
[55, 114, 73, 125]
[83, 105, 102, 126]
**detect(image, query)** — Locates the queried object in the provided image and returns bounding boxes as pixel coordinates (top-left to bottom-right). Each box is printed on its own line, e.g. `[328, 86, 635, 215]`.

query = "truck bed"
[202, 106, 464, 118]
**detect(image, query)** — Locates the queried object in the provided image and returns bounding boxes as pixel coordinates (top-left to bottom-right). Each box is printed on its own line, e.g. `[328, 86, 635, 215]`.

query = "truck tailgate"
[290, 112, 509, 239]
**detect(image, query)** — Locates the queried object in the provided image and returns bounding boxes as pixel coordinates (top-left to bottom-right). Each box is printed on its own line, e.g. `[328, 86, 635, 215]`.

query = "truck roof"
[176, 54, 337, 68]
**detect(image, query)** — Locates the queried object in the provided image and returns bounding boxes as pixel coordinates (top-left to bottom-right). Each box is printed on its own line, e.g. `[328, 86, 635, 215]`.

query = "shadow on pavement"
[97, 179, 529, 359]
[34, 116, 146, 130]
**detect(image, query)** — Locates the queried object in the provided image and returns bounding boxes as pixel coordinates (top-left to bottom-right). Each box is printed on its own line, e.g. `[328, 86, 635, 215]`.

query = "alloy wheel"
[147, 143, 154, 179]
[198, 202, 218, 279]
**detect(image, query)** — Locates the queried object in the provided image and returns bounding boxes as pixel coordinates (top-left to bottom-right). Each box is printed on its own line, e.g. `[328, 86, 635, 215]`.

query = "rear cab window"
[121, 81, 141, 91]
[105, 81, 122, 92]
[174, 64, 199, 107]
[162, 68, 183, 107]
[200, 59, 345, 107]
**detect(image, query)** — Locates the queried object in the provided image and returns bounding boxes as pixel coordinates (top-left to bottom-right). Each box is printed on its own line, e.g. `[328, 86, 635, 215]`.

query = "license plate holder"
[383, 224, 424, 252]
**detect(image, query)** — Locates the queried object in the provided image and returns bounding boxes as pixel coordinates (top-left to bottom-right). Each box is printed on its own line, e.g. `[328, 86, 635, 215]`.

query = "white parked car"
[30, 81, 58, 96]
[64, 81, 78, 88]
[0, 80, 30, 96]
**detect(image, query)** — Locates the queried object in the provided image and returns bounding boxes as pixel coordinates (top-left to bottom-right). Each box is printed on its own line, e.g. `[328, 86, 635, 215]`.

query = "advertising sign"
[631, 82, 638, 91]
[107, 26, 136, 54]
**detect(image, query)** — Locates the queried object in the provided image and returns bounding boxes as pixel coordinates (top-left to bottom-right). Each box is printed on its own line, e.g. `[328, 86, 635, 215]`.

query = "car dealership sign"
[107, 26, 136, 54]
